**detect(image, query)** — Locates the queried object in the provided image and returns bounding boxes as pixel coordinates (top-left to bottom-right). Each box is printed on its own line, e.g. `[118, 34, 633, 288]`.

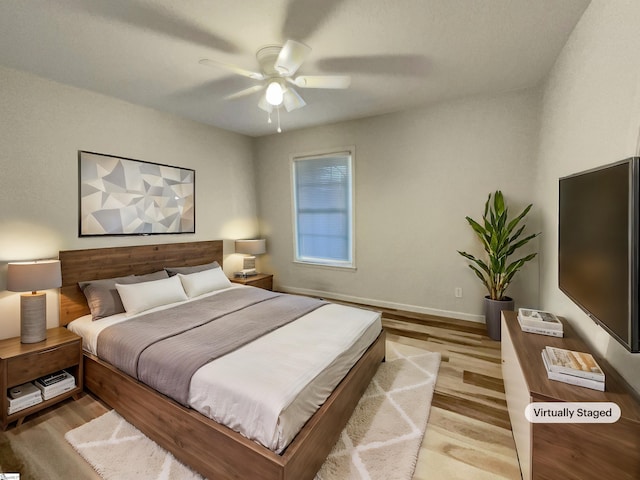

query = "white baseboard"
[278, 285, 486, 324]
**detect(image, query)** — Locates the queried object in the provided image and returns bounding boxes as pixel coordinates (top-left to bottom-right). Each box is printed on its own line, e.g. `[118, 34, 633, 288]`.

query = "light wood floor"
[380, 308, 521, 480]
[0, 306, 521, 479]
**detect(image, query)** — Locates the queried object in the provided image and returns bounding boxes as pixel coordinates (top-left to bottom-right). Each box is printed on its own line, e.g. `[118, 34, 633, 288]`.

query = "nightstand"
[1, 327, 83, 430]
[230, 273, 273, 291]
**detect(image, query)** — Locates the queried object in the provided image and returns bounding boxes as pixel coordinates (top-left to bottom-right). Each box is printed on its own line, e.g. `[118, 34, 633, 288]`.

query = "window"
[292, 150, 354, 268]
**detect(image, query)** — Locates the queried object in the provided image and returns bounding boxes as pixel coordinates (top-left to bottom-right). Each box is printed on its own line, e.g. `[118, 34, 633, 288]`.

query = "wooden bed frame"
[59, 240, 385, 480]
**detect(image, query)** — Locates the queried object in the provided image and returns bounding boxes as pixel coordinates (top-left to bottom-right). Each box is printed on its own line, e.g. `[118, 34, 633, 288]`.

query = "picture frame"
[78, 150, 195, 236]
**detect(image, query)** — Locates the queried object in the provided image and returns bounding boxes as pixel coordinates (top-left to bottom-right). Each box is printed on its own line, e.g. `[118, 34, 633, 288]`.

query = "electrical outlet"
[454, 287, 463, 298]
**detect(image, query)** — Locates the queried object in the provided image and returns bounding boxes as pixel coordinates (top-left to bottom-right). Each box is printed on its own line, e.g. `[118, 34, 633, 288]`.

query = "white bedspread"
[68, 286, 382, 453]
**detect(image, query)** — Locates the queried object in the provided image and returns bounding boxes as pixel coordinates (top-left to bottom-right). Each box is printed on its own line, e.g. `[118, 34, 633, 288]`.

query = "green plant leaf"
[505, 232, 540, 256]
[458, 190, 540, 300]
[506, 204, 532, 233]
[468, 264, 490, 291]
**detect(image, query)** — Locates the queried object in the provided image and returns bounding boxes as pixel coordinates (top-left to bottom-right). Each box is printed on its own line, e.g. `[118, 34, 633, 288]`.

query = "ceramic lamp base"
[242, 255, 256, 270]
[20, 292, 47, 343]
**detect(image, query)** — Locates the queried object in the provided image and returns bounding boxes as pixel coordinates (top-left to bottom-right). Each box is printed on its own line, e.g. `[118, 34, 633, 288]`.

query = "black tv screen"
[559, 157, 639, 352]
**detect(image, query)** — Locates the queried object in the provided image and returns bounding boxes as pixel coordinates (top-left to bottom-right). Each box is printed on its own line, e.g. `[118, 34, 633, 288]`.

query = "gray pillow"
[164, 261, 220, 277]
[78, 275, 132, 292]
[82, 282, 127, 320]
[120, 270, 169, 284]
[79, 270, 169, 320]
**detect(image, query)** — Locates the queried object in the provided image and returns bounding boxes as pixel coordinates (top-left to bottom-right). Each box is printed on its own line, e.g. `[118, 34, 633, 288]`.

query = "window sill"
[293, 260, 356, 271]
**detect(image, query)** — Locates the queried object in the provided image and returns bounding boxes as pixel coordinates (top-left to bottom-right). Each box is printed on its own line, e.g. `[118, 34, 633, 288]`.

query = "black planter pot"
[484, 296, 514, 341]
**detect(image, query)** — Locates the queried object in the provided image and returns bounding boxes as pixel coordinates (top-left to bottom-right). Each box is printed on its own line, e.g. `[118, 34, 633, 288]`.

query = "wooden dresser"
[501, 311, 640, 480]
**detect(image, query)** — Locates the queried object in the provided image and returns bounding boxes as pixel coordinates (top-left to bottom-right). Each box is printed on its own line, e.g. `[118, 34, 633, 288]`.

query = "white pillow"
[116, 275, 188, 314]
[178, 267, 232, 298]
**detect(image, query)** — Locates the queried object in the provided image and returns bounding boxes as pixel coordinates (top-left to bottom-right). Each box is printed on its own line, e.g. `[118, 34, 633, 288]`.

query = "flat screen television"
[559, 157, 639, 353]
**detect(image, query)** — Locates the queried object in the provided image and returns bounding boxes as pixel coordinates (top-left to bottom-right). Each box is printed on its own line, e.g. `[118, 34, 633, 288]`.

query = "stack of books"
[35, 370, 76, 400]
[517, 308, 563, 337]
[541, 346, 605, 391]
[7, 382, 43, 415]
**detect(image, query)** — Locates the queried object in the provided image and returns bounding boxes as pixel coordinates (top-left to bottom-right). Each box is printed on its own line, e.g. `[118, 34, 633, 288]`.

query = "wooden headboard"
[59, 240, 223, 325]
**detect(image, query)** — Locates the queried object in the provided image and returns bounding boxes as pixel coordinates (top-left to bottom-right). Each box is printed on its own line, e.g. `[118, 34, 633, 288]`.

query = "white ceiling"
[0, 0, 589, 137]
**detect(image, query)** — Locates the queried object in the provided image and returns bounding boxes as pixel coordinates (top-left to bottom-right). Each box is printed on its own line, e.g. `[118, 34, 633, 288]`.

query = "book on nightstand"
[36, 370, 70, 387]
[541, 350, 605, 391]
[7, 382, 43, 414]
[9, 381, 40, 400]
[35, 370, 76, 400]
[7, 395, 44, 415]
[234, 268, 257, 278]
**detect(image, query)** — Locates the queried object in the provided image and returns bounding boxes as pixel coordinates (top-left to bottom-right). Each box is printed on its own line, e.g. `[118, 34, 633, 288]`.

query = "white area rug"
[65, 341, 440, 480]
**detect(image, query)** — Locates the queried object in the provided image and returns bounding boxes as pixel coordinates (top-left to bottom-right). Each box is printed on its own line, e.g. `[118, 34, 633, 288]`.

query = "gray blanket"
[97, 287, 326, 405]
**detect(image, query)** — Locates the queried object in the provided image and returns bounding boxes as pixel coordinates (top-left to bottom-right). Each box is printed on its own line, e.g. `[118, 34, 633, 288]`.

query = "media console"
[501, 311, 640, 480]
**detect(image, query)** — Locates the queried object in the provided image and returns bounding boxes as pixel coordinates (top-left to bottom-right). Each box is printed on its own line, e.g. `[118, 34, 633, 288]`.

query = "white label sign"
[524, 402, 621, 423]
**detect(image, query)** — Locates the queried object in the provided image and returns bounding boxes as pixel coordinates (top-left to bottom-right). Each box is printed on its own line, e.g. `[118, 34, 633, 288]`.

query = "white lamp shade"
[7, 260, 62, 292]
[258, 93, 274, 113]
[235, 239, 267, 255]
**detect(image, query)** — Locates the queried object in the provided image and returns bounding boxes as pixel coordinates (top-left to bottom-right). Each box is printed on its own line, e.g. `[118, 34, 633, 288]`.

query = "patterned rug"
[65, 341, 440, 480]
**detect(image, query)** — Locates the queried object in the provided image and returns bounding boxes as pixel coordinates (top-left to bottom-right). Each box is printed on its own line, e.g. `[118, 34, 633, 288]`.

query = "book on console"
[518, 308, 563, 331]
[541, 350, 605, 391]
[517, 316, 563, 337]
[543, 346, 605, 381]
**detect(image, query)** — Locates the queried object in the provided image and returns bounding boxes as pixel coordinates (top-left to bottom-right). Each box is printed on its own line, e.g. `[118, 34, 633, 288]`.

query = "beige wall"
[254, 88, 541, 322]
[0, 66, 258, 339]
[536, 0, 640, 392]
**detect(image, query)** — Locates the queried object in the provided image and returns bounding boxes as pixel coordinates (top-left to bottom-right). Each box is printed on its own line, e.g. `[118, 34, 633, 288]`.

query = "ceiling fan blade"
[275, 40, 311, 76]
[257, 93, 274, 113]
[283, 87, 306, 112]
[199, 58, 264, 80]
[224, 84, 265, 100]
[293, 75, 351, 89]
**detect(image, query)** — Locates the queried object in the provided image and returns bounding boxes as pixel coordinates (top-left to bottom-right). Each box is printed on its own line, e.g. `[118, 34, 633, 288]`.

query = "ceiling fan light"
[283, 87, 306, 112]
[265, 81, 284, 106]
[258, 94, 274, 113]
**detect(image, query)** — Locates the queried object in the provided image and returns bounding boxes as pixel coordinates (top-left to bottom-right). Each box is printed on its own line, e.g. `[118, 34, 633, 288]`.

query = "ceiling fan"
[199, 39, 351, 131]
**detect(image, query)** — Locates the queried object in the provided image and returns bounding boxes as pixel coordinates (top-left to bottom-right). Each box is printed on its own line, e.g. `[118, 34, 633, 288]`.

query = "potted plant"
[458, 191, 540, 340]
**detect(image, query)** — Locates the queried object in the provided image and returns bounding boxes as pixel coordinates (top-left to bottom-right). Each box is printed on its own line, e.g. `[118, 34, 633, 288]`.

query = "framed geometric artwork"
[78, 151, 195, 236]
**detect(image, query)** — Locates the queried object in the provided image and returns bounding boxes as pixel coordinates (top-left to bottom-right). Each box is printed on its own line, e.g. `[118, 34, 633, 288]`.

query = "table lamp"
[7, 259, 62, 343]
[235, 239, 266, 274]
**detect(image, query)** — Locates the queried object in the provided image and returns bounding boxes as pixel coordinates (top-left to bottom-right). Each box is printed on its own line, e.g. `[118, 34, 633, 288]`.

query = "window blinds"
[293, 153, 353, 266]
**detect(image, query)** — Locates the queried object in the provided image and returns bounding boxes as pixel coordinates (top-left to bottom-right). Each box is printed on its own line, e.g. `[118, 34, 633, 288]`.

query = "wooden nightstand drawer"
[230, 273, 273, 291]
[7, 342, 80, 387]
[248, 276, 273, 290]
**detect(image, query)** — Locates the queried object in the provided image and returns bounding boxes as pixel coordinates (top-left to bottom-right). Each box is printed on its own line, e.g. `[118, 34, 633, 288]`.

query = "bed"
[59, 240, 385, 480]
